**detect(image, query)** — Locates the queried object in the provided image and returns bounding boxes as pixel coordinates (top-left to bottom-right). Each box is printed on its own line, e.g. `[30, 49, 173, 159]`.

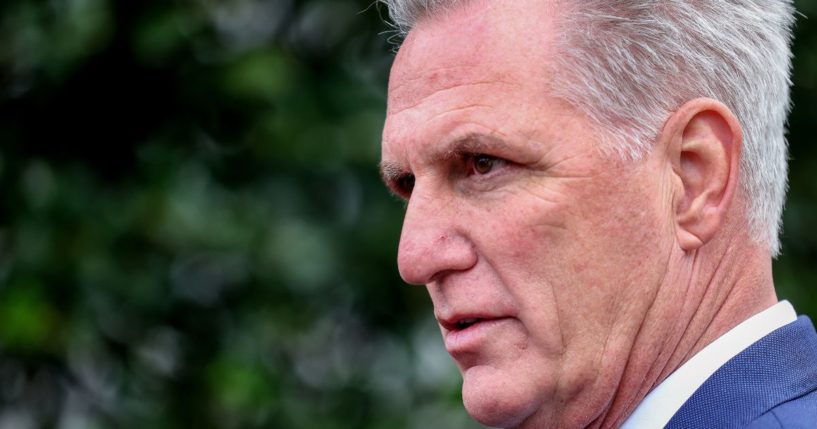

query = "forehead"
[386, 0, 562, 116]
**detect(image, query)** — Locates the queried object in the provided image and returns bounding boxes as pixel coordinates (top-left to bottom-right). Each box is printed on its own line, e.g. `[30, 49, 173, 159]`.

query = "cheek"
[473, 191, 572, 347]
[482, 173, 671, 342]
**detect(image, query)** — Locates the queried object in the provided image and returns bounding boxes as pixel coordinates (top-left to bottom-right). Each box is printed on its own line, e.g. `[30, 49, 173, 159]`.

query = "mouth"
[439, 315, 499, 333]
[439, 315, 512, 356]
[453, 317, 484, 331]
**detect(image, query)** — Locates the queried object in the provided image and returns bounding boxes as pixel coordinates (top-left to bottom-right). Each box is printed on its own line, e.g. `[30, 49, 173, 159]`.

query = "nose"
[397, 191, 477, 285]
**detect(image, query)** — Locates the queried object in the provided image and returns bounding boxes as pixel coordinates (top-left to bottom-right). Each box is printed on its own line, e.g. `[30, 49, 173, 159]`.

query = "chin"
[461, 366, 545, 428]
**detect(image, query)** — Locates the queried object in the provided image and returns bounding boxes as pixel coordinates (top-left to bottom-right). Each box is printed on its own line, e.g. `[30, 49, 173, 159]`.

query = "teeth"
[456, 318, 481, 329]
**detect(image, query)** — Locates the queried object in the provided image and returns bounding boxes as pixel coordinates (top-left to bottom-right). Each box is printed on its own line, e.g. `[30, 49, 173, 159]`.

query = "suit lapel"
[666, 316, 817, 428]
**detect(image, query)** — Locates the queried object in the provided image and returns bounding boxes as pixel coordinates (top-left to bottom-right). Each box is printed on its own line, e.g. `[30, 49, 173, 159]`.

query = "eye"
[468, 154, 502, 175]
[395, 173, 415, 196]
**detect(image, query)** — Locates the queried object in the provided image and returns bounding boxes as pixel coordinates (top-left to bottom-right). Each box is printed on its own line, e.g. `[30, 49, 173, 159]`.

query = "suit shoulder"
[747, 389, 817, 429]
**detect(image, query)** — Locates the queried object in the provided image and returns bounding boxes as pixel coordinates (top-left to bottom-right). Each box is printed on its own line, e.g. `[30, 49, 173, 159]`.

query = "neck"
[594, 236, 777, 428]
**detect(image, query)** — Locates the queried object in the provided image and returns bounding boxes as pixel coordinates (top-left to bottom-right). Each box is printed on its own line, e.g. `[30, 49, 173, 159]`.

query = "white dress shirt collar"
[620, 300, 797, 429]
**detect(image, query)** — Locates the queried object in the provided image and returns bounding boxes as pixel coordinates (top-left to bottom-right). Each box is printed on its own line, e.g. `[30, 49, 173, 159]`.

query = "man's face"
[381, 0, 678, 427]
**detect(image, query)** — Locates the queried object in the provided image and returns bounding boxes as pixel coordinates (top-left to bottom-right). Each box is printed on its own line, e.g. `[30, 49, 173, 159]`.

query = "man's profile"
[378, 0, 814, 427]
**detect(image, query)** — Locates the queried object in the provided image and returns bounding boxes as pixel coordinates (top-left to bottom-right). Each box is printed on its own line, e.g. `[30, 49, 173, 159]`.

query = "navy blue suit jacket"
[666, 316, 817, 428]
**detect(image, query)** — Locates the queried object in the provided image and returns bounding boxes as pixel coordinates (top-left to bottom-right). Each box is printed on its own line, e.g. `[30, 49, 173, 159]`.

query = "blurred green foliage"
[0, 0, 815, 428]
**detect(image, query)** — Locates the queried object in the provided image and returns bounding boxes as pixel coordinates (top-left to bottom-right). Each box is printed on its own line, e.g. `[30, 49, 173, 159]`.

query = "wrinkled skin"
[380, 0, 776, 427]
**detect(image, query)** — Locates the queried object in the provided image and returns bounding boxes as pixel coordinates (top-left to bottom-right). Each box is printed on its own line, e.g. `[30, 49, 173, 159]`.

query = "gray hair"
[380, 0, 797, 256]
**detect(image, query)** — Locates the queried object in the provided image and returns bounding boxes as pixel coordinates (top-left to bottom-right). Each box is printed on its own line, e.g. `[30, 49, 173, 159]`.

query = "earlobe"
[663, 99, 742, 251]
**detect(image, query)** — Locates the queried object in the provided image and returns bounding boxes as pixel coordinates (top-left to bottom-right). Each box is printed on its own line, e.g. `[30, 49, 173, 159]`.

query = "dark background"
[0, 1, 814, 428]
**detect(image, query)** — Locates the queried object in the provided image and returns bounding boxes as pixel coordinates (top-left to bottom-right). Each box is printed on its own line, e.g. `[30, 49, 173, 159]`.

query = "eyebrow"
[379, 160, 405, 185]
[379, 132, 509, 184]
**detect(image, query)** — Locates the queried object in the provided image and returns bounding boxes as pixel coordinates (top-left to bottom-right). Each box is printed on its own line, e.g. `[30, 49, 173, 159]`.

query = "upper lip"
[437, 313, 504, 332]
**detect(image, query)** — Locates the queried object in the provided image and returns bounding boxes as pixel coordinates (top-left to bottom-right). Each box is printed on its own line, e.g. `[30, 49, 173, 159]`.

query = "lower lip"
[444, 318, 513, 355]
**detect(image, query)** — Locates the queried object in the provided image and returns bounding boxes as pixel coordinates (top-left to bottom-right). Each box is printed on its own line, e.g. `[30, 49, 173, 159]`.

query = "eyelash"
[463, 153, 505, 176]
[391, 153, 508, 198]
[394, 173, 415, 196]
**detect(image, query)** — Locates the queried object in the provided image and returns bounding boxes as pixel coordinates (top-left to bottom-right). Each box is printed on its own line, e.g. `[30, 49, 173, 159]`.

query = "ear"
[660, 98, 742, 251]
